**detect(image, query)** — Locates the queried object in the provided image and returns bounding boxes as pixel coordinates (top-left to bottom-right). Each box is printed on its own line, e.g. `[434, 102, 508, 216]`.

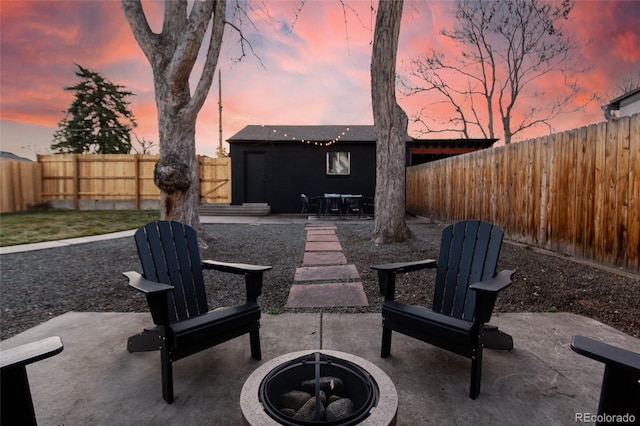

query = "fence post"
[197, 155, 202, 205]
[134, 154, 140, 210]
[73, 154, 79, 210]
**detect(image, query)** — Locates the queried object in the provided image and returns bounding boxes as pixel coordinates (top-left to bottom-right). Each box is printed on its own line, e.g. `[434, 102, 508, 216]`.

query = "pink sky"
[1, 0, 639, 160]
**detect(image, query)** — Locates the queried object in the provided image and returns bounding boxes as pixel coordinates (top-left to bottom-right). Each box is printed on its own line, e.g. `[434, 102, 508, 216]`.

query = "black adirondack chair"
[371, 220, 515, 399]
[124, 221, 272, 403]
[1, 336, 64, 425]
[571, 335, 640, 423]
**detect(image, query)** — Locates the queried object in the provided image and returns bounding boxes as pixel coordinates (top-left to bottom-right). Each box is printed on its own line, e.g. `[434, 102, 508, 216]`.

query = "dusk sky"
[1, 0, 639, 160]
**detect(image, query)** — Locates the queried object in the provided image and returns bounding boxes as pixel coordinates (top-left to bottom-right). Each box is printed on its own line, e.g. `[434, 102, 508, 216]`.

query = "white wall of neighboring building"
[619, 91, 640, 117]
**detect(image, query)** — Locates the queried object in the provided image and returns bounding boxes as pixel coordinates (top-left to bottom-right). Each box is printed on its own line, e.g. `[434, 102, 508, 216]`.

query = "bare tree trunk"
[371, 0, 408, 244]
[122, 0, 226, 233]
[154, 103, 199, 224]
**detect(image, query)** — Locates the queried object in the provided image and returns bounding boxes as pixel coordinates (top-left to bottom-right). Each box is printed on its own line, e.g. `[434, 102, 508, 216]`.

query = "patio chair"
[1, 336, 63, 425]
[571, 335, 640, 422]
[344, 195, 364, 217]
[300, 193, 320, 215]
[123, 221, 272, 403]
[371, 220, 515, 399]
[323, 193, 342, 216]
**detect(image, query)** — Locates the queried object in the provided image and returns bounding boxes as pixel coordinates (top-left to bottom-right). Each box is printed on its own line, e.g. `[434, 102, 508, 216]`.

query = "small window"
[327, 152, 350, 175]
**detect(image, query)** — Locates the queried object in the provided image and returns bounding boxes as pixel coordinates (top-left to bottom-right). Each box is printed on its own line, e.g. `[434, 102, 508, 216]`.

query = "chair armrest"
[0, 336, 63, 370]
[371, 260, 437, 301]
[571, 335, 640, 373]
[469, 269, 515, 294]
[123, 271, 173, 326]
[470, 270, 515, 324]
[371, 259, 436, 274]
[201, 260, 272, 274]
[123, 271, 173, 294]
[202, 260, 272, 302]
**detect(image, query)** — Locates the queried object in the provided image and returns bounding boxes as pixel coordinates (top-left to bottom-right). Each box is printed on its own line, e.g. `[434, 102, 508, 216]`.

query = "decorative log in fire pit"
[241, 350, 397, 426]
[259, 352, 378, 424]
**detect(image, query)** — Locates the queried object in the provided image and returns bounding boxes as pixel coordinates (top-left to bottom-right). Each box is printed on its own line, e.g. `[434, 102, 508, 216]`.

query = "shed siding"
[230, 141, 376, 213]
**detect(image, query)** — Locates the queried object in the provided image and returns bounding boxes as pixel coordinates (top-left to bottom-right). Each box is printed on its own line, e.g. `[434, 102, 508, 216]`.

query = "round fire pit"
[241, 350, 397, 426]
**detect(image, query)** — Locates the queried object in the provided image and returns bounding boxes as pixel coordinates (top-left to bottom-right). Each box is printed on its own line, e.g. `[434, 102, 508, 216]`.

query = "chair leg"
[1, 366, 37, 426]
[250, 329, 261, 360]
[381, 326, 392, 358]
[469, 346, 483, 399]
[160, 343, 174, 403]
[598, 364, 640, 419]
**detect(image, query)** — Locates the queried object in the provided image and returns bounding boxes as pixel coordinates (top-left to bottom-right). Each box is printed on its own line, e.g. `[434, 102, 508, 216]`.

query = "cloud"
[612, 30, 640, 63]
[1, 0, 639, 161]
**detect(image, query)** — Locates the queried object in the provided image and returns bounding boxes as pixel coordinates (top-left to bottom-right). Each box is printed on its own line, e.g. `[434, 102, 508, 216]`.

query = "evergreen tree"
[52, 64, 136, 154]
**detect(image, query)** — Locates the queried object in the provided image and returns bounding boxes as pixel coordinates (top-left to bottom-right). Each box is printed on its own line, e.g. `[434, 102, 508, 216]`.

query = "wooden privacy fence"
[0, 160, 42, 213]
[406, 113, 640, 273]
[0, 154, 230, 213]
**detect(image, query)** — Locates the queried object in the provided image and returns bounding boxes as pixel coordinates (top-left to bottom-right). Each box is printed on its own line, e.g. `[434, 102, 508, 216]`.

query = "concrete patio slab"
[303, 251, 348, 265]
[3, 312, 640, 425]
[286, 282, 369, 308]
[304, 241, 343, 251]
[294, 264, 360, 281]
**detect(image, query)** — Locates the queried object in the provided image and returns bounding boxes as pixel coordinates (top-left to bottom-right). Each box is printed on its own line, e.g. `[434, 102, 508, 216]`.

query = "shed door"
[245, 152, 266, 203]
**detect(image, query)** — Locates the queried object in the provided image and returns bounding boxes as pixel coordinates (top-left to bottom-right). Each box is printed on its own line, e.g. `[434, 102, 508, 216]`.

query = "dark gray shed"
[228, 125, 378, 213]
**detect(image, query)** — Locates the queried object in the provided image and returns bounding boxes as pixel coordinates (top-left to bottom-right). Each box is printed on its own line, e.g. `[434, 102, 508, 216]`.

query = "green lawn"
[0, 210, 160, 246]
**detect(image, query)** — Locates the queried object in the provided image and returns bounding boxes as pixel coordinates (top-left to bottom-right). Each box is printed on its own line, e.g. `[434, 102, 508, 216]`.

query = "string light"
[259, 125, 351, 147]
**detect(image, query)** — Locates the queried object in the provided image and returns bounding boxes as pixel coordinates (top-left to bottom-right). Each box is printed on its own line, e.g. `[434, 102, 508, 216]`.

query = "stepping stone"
[294, 264, 359, 281]
[306, 229, 337, 235]
[303, 251, 347, 265]
[305, 241, 342, 252]
[286, 282, 369, 308]
[306, 234, 339, 242]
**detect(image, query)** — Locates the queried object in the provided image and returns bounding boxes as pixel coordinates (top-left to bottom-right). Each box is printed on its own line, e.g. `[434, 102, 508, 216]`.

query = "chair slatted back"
[134, 221, 209, 323]
[432, 220, 503, 321]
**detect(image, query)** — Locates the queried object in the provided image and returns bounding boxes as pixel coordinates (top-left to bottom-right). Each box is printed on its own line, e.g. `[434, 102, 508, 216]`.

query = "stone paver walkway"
[286, 223, 369, 308]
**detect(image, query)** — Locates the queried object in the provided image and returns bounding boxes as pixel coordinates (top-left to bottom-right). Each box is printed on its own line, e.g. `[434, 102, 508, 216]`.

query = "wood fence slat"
[573, 126, 586, 257]
[531, 137, 542, 245]
[548, 132, 559, 251]
[615, 116, 630, 267]
[628, 114, 640, 270]
[593, 122, 607, 263]
[582, 124, 597, 260]
[538, 136, 548, 247]
[566, 129, 578, 255]
[603, 121, 619, 264]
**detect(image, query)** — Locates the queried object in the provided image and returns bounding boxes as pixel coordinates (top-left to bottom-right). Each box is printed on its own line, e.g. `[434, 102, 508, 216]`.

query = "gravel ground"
[1, 221, 638, 341]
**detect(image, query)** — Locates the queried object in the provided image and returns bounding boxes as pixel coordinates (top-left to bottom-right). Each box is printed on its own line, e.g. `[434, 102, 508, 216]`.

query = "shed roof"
[228, 125, 497, 149]
[228, 125, 380, 143]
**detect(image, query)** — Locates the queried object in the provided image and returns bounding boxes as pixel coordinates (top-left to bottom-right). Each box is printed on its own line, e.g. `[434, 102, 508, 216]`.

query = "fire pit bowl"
[259, 352, 378, 425]
[241, 350, 397, 426]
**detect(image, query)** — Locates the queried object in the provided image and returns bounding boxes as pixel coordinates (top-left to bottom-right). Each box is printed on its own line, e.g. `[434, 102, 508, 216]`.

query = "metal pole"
[218, 70, 223, 157]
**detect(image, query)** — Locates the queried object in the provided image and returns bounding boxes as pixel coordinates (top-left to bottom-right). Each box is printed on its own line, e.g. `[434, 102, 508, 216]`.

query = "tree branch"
[121, 0, 161, 65]
[168, 0, 216, 110]
[184, 0, 227, 120]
